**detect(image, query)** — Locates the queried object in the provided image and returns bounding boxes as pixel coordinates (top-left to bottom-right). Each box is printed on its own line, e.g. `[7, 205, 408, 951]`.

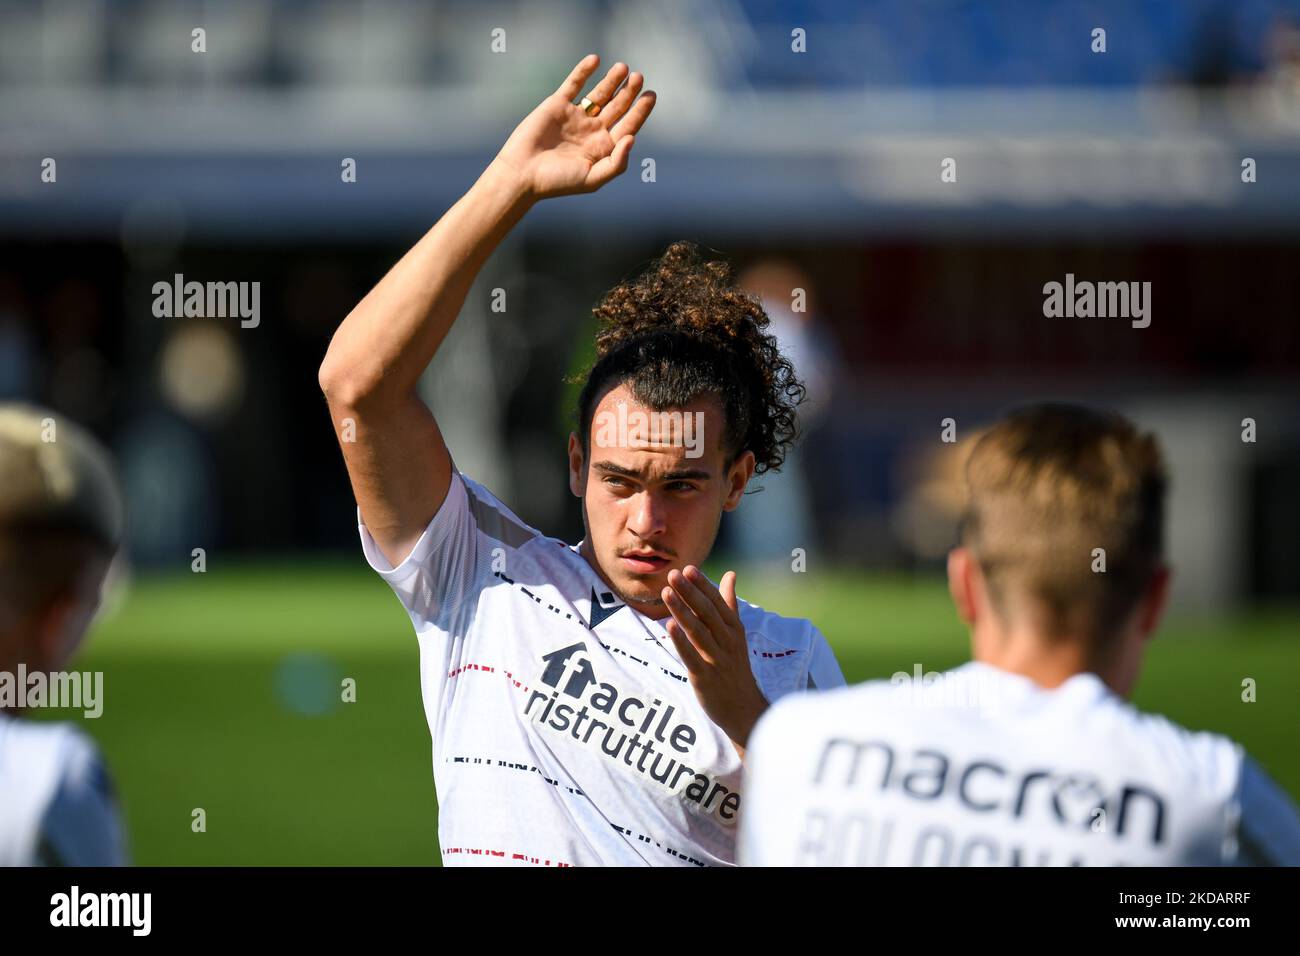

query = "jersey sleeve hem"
[356, 470, 469, 584]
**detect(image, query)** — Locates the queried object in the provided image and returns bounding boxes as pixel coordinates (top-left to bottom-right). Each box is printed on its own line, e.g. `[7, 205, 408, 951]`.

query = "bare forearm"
[320, 157, 534, 404]
[317, 55, 652, 564]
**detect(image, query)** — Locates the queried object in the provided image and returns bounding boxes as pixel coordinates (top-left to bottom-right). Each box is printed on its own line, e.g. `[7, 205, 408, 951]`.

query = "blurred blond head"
[948, 402, 1170, 695]
[0, 403, 123, 673]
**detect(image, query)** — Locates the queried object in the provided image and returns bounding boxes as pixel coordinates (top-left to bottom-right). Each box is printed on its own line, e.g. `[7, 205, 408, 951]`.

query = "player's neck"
[973, 628, 1123, 694]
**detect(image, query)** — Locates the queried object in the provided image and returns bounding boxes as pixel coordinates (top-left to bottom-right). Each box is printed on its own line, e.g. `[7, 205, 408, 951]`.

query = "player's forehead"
[588, 383, 726, 475]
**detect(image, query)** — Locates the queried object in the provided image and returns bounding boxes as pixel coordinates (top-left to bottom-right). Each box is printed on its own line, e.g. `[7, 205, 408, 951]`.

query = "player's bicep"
[329, 391, 452, 569]
[357, 452, 486, 627]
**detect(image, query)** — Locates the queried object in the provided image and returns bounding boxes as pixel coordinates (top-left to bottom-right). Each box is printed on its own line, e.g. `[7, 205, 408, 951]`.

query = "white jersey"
[358, 467, 845, 866]
[739, 661, 1300, 866]
[0, 713, 127, 866]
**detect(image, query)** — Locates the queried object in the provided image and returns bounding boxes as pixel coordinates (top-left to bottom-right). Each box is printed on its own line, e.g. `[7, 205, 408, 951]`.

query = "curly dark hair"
[574, 240, 805, 475]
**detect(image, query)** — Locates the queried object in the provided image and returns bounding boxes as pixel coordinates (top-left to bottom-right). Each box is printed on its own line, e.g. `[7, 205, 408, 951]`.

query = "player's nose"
[627, 489, 668, 538]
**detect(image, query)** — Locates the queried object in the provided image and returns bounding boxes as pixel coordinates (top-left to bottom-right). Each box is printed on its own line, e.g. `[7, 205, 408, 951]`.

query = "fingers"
[662, 581, 720, 663]
[673, 567, 736, 646]
[555, 53, 600, 101]
[720, 570, 739, 615]
[609, 88, 656, 139]
[665, 618, 707, 676]
[683, 565, 742, 632]
[578, 61, 630, 114]
[584, 134, 634, 189]
[599, 70, 644, 129]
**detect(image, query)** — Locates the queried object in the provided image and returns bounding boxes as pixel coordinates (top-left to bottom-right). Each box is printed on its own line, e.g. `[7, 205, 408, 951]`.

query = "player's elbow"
[319, 348, 382, 410]
[319, 315, 412, 409]
[318, 356, 348, 403]
[317, 353, 352, 404]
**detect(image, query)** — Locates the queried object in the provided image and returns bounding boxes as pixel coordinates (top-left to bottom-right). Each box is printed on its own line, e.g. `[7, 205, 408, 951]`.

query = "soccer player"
[739, 402, 1300, 866]
[319, 54, 844, 867]
[0, 403, 128, 866]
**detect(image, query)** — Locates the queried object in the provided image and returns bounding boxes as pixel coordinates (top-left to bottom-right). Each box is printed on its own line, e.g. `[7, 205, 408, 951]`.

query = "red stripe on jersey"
[445, 663, 531, 693]
[442, 848, 571, 866]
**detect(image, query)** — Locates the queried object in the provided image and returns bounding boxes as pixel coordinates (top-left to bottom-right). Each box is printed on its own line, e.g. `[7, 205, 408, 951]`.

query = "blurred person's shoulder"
[0, 712, 92, 798]
[747, 675, 879, 764]
[1102, 692, 1244, 800]
[0, 714, 125, 866]
[749, 661, 1247, 793]
[758, 667, 893, 723]
[1065, 680, 1299, 863]
[960, 662, 1246, 803]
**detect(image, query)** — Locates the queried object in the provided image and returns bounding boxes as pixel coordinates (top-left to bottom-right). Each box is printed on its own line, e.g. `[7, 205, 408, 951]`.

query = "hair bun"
[593, 241, 770, 357]
[580, 240, 806, 475]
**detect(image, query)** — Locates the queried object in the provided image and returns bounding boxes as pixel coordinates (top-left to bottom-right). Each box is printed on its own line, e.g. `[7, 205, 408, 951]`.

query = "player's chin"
[614, 569, 671, 601]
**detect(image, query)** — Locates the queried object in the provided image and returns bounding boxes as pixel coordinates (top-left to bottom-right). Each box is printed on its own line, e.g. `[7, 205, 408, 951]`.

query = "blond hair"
[0, 404, 123, 620]
[960, 403, 1167, 640]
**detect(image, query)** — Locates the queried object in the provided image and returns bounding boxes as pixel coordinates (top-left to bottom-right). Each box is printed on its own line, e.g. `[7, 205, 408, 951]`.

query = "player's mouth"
[619, 550, 673, 574]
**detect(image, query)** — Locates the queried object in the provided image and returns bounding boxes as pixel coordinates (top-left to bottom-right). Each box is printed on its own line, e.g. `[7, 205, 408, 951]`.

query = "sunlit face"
[568, 383, 755, 619]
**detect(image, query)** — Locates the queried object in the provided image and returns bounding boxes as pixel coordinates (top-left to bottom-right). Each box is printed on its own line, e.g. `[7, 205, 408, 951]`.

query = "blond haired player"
[0, 404, 127, 866]
[740, 402, 1300, 866]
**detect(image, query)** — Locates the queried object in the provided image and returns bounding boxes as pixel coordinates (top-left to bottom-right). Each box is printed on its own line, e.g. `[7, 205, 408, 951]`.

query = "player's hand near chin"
[662, 566, 769, 760]
[491, 53, 657, 201]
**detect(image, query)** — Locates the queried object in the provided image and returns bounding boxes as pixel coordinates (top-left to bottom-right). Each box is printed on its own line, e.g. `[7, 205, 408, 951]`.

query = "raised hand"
[661, 566, 769, 757]
[493, 54, 657, 200]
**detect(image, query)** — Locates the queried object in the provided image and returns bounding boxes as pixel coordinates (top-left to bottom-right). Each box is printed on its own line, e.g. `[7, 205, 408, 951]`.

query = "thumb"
[721, 570, 738, 614]
[586, 134, 634, 188]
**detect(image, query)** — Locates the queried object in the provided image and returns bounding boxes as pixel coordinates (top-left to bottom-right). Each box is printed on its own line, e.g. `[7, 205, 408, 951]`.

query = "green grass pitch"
[53, 560, 1300, 865]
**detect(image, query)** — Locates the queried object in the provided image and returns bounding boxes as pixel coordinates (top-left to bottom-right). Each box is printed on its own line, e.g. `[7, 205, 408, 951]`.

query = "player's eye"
[668, 481, 698, 492]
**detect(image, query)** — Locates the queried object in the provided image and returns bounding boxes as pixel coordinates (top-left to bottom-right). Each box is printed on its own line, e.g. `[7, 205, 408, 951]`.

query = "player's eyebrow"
[592, 461, 712, 482]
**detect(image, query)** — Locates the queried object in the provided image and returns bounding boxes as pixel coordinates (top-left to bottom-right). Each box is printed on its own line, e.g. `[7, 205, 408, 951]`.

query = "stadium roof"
[3, 86, 1299, 240]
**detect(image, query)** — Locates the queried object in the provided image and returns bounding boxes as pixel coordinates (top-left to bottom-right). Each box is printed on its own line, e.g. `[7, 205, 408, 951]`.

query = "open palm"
[496, 55, 657, 199]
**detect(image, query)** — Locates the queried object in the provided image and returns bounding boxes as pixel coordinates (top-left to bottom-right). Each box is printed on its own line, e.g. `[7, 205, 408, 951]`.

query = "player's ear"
[567, 432, 586, 497]
[722, 450, 756, 511]
[947, 547, 978, 625]
[1135, 564, 1171, 641]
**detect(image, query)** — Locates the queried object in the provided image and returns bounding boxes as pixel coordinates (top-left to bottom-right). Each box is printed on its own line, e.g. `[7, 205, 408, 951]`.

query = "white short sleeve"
[357, 470, 482, 624]
[805, 626, 846, 691]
